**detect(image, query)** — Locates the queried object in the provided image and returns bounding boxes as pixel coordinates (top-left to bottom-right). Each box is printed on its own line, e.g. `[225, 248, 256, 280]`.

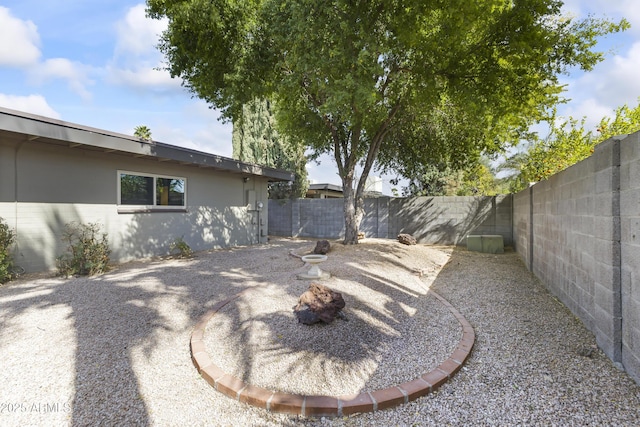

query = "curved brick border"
[190, 289, 475, 417]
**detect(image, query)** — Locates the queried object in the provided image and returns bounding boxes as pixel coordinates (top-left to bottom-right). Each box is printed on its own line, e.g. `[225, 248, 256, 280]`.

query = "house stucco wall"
[0, 136, 269, 273]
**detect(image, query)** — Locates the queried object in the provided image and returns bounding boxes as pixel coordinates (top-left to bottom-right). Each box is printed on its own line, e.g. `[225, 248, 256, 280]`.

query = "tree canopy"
[502, 100, 640, 192]
[399, 156, 507, 197]
[232, 98, 309, 199]
[147, 0, 627, 243]
[134, 125, 152, 141]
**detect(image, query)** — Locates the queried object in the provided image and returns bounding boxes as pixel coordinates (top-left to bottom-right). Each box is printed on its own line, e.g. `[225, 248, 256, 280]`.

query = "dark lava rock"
[293, 283, 345, 325]
[313, 240, 331, 255]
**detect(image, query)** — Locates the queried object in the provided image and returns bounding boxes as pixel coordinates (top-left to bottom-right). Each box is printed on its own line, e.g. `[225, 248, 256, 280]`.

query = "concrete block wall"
[513, 131, 640, 385]
[269, 195, 513, 246]
[268, 200, 293, 237]
[269, 198, 345, 238]
[512, 188, 532, 270]
[298, 198, 345, 238]
[620, 132, 640, 382]
[388, 195, 512, 245]
[529, 152, 601, 336]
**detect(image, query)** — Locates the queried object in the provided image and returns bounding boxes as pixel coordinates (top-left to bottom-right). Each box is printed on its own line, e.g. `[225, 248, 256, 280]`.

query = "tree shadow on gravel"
[0, 238, 459, 424]
[0, 238, 309, 425]
[0, 274, 158, 425]
[202, 239, 460, 396]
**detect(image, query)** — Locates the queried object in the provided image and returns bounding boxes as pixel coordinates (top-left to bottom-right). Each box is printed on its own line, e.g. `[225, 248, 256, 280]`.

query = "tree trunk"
[342, 177, 364, 245]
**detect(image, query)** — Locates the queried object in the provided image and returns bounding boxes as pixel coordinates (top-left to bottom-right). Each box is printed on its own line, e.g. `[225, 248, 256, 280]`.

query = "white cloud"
[0, 6, 41, 67]
[106, 65, 181, 91]
[162, 105, 233, 156]
[182, 101, 233, 155]
[0, 93, 60, 119]
[107, 4, 180, 93]
[563, 0, 640, 34]
[0, 7, 94, 99]
[28, 58, 94, 100]
[560, 98, 615, 131]
[596, 41, 640, 105]
[597, 0, 640, 33]
[153, 125, 201, 150]
[188, 100, 230, 122]
[560, 40, 640, 128]
[114, 4, 167, 57]
[307, 153, 341, 185]
[192, 125, 234, 157]
[149, 120, 232, 156]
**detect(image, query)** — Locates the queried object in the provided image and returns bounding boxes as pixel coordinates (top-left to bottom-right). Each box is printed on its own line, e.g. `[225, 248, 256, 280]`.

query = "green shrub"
[169, 236, 193, 259]
[56, 222, 111, 277]
[0, 217, 16, 284]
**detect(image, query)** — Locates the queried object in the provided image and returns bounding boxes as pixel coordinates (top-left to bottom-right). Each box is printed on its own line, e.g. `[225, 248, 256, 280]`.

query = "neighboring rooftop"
[305, 177, 384, 199]
[306, 183, 344, 198]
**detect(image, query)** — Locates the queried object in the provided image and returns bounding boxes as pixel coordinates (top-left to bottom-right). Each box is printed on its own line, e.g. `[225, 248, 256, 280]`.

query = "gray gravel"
[205, 240, 457, 396]
[0, 238, 639, 426]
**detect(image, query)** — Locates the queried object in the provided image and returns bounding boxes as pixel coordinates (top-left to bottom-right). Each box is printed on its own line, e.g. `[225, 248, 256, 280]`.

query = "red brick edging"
[190, 289, 475, 417]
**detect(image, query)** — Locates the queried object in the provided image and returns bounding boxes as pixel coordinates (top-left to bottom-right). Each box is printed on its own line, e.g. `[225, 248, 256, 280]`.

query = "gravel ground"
[0, 237, 639, 426]
[205, 241, 457, 397]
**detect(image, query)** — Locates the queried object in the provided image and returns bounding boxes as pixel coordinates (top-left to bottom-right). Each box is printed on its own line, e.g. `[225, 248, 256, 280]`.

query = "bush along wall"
[0, 217, 16, 284]
[56, 222, 111, 277]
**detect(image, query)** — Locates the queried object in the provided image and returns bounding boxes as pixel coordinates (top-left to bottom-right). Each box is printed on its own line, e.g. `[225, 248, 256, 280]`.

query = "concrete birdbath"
[297, 254, 330, 279]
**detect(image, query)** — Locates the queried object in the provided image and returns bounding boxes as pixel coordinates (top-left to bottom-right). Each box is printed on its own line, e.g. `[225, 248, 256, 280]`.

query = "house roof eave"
[0, 106, 295, 182]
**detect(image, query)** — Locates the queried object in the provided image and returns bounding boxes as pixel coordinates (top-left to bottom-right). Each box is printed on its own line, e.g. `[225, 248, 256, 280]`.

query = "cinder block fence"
[269, 131, 640, 385]
[513, 132, 640, 385]
[269, 195, 513, 245]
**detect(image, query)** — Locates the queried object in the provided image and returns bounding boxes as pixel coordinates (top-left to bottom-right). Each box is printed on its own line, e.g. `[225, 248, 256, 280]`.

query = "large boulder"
[313, 240, 331, 255]
[398, 233, 417, 245]
[294, 283, 345, 325]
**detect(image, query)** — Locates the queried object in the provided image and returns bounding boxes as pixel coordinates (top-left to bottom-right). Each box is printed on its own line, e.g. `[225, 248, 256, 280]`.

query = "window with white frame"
[118, 171, 186, 210]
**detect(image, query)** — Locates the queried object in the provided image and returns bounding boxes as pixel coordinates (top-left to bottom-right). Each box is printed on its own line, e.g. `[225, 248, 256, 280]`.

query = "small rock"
[313, 240, 331, 255]
[577, 345, 597, 358]
[398, 233, 417, 245]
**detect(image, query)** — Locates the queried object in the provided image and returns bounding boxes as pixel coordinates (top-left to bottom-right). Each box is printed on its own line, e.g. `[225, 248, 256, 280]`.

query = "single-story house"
[305, 183, 344, 199]
[305, 177, 384, 199]
[0, 107, 294, 273]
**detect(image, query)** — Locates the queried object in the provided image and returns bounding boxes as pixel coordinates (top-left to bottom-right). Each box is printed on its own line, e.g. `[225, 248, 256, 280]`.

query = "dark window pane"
[156, 178, 185, 206]
[120, 174, 153, 205]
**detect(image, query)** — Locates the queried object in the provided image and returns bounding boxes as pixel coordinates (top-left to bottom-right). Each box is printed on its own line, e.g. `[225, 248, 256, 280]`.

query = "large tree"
[232, 98, 308, 199]
[147, 0, 626, 243]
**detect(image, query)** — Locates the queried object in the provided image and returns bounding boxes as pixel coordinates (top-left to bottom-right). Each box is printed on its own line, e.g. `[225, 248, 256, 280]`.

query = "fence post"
[377, 197, 390, 239]
[612, 138, 622, 362]
[528, 185, 534, 271]
[291, 199, 301, 238]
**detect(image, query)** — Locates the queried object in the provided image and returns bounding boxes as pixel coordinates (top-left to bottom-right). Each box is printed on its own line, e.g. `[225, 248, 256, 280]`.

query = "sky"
[1, 1, 640, 195]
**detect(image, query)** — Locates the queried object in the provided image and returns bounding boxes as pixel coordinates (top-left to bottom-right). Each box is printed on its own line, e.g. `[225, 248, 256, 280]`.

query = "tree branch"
[356, 101, 402, 197]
